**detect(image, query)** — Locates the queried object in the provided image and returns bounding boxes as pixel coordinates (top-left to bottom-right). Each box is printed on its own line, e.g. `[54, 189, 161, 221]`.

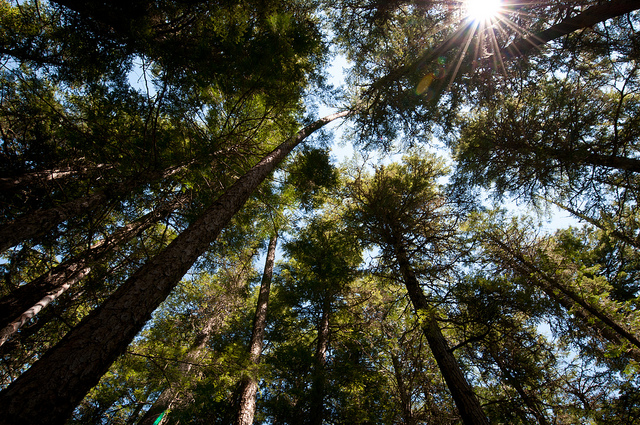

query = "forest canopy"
[1, 0, 640, 424]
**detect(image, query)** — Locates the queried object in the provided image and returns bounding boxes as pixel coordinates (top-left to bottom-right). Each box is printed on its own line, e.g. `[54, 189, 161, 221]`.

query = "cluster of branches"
[0, 0, 639, 424]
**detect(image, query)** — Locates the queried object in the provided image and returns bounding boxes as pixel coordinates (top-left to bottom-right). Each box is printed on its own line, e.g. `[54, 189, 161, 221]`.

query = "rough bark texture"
[0, 194, 186, 345]
[392, 240, 489, 425]
[0, 111, 350, 425]
[235, 234, 278, 425]
[310, 299, 331, 425]
[0, 165, 185, 254]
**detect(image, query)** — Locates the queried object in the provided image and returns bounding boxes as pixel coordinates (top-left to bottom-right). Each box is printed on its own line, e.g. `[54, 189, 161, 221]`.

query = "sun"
[465, 0, 502, 22]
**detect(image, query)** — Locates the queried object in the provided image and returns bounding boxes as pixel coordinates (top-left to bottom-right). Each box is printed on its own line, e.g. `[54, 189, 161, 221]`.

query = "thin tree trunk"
[310, 298, 331, 425]
[488, 348, 550, 425]
[392, 240, 489, 425]
[235, 233, 278, 425]
[372, 0, 640, 97]
[0, 193, 187, 346]
[137, 310, 225, 425]
[0, 110, 350, 425]
[138, 246, 256, 425]
[543, 197, 640, 250]
[0, 163, 114, 193]
[0, 165, 185, 254]
[490, 236, 640, 351]
[391, 353, 416, 425]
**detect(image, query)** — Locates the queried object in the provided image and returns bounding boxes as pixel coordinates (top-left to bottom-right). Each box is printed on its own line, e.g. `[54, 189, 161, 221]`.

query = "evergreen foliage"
[1, 1, 640, 424]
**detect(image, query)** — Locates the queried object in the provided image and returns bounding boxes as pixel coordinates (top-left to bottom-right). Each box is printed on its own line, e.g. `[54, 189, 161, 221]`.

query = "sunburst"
[465, 0, 503, 23]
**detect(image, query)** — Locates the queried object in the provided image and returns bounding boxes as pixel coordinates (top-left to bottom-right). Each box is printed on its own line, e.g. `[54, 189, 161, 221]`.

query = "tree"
[0, 109, 350, 425]
[345, 152, 489, 424]
[0, 191, 188, 347]
[234, 233, 278, 425]
[473, 212, 640, 362]
[2, 0, 640, 423]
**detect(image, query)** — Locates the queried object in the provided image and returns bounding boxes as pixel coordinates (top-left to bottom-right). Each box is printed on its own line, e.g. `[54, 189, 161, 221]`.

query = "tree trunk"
[0, 193, 187, 346]
[310, 298, 331, 425]
[490, 236, 640, 352]
[137, 246, 255, 425]
[391, 353, 416, 425]
[0, 165, 185, 254]
[235, 233, 278, 425]
[137, 309, 227, 425]
[392, 240, 489, 425]
[545, 198, 640, 250]
[0, 110, 350, 425]
[0, 163, 114, 194]
[488, 348, 550, 425]
[504, 0, 640, 58]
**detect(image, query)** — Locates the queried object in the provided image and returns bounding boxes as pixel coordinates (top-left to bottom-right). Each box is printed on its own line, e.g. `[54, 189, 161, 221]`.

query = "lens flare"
[465, 0, 502, 22]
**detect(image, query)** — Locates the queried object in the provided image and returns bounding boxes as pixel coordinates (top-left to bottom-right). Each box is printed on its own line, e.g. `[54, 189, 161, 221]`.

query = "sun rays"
[465, 0, 503, 22]
[415, 0, 536, 96]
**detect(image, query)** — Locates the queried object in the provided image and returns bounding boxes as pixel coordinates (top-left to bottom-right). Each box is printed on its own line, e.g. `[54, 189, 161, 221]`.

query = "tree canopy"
[1, 0, 640, 424]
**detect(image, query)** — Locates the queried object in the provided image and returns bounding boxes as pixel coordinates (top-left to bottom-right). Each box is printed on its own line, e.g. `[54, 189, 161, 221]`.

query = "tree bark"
[310, 298, 331, 425]
[0, 163, 114, 194]
[0, 110, 350, 425]
[0, 165, 185, 254]
[392, 240, 489, 425]
[235, 233, 278, 425]
[0, 193, 187, 346]
[503, 0, 640, 58]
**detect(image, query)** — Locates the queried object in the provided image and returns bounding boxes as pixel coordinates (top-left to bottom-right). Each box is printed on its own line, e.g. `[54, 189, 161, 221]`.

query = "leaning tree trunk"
[235, 233, 278, 425]
[503, 0, 640, 58]
[489, 236, 640, 360]
[0, 164, 186, 254]
[310, 297, 331, 425]
[138, 245, 256, 425]
[392, 240, 489, 425]
[137, 302, 237, 425]
[0, 192, 188, 346]
[488, 348, 550, 425]
[0, 110, 350, 425]
[0, 162, 114, 194]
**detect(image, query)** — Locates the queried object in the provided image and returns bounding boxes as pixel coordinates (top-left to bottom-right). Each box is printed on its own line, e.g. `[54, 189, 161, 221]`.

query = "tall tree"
[345, 152, 489, 424]
[0, 110, 350, 425]
[234, 233, 278, 425]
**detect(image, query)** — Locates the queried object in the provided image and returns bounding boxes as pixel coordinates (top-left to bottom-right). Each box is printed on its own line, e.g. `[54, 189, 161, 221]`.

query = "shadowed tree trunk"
[310, 298, 331, 425]
[235, 233, 278, 425]
[0, 165, 186, 254]
[489, 235, 640, 360]
[0, 110, 350, 425]
[392, 239, 489, 425]
[0, 163, 114, 194]
[0, 192, 188, 346]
